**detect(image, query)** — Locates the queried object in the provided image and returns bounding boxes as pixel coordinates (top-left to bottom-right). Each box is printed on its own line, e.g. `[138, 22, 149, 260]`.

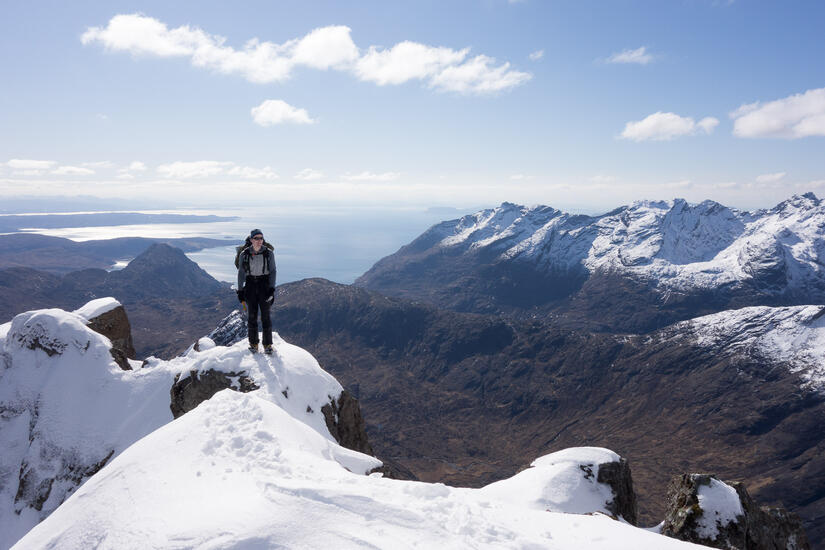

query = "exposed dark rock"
[85, 304, 136, 370]
[170, 369, 260, 418]
[661, 473, 810, 550]
[207, 309, 247, 347]
[598, 458, 638, 525]
[321, 390, 374, 456]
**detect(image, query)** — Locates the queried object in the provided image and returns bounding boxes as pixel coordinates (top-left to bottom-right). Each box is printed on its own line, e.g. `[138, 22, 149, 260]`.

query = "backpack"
[234, 237, 275, 271]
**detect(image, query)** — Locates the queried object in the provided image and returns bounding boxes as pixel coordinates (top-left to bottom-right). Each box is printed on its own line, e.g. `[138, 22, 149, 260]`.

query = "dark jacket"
[237, 246, 276, 290]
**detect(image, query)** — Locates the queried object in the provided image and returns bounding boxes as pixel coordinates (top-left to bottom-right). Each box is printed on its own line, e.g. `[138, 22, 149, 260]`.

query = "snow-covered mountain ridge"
[429, 193, 825, 293]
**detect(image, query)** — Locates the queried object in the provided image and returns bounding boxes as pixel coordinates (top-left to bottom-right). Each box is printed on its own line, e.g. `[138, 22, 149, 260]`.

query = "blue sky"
[1, 0, 824, 213]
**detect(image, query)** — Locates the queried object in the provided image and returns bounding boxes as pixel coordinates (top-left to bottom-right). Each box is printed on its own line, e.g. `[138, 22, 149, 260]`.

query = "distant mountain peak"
[111, 242, 223, 299]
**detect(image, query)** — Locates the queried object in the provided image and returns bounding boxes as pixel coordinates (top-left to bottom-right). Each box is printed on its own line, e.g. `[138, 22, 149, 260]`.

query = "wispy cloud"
[606, 46, 654, 65]
[755, 172, 786, 183]
[528, 50, 544, 61]
[4, 159, 57, 176]
[82, 14, 531, 96]
[227, 166, 279, 180]
[731, 87, 825, 139]
[251, 100, 316, 126]
[51, 166, 95, 176]
[157, 161, 232, 179]
[620, 112, 719, 141]
[341, 171, 400, 182]
[156, 161, 279, 180]
[295, 168, 324, 181]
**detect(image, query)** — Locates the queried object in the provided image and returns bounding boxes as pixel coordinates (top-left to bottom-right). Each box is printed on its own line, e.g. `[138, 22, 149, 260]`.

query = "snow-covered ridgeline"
[429, 193, 825, 291]
[1, 302, 713, 549]
[0, 303, 352, 549]
[13, 390, 702, 550]
[677, 305, 825, 390]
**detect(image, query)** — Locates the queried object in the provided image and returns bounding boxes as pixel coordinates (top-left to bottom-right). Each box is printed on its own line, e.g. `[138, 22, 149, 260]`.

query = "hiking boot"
[264, 345, 273, 355]
[248, 343, 259, 353]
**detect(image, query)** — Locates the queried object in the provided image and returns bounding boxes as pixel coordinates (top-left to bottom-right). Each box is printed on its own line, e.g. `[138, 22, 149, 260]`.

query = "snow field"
[14, 391, 705, 550]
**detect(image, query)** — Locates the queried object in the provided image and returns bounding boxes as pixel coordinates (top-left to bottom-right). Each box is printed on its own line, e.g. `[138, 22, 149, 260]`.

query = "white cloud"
[664, 179, 692, 189]
[82, 161, 114, 168]
[620, 112, 719, 141]
[295, 168, 324, 181]
[429, 54, 531, 94]
[116, 173, 136, 180]
[157, 161, 232, 179]
[755, 172, 786, 183]
[528, 50, 544, 61]
[51, 166, 95, 176]
[6, 159, 56, 170]
[341, 171, 400, 182]
[731, 87, 825, 139]
[5, 159, 57, 176]
[606, 46, 654, 65]
[355, 41, 467, 85]
[509, 174, 534, 181]
[227, 166, 279, 180]
[291, 25, 359, 70]
[251, 100, 316, 126]
[83, 14, 531, 95]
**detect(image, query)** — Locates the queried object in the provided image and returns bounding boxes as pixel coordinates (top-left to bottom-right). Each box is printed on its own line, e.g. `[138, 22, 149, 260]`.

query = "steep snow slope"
[674, 304, 825, 391]
[0, 303, 352, 549]
[13, 392, 703, 550]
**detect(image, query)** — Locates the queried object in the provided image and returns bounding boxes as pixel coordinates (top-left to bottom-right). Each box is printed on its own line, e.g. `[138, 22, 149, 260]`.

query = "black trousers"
[245, 276, 272, 347]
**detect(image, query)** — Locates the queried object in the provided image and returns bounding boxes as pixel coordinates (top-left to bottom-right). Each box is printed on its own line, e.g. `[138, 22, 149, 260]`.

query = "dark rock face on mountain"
[170, 369, 260, 418]
[598, 458, 638, 526]
[662, 473, 810, 550]
[85, 304, 135, 370]
[104, 243, 224, 300]
[321, 390, 374, 456]
[357, 194, 825, 333]
[0, 243, 237, 358]
[271, 278, 824, 544]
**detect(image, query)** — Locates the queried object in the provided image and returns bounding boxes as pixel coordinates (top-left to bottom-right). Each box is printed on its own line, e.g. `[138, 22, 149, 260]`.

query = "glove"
[236, 289, 245, 303]
[265, 287, 275, 305]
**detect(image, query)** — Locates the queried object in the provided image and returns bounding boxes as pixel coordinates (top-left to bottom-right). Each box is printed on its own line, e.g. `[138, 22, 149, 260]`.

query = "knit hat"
[250, 228, 263, 239]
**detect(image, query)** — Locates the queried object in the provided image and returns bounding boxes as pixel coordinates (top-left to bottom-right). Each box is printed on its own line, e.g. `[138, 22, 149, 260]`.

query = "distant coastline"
[0, 212, 238, 234]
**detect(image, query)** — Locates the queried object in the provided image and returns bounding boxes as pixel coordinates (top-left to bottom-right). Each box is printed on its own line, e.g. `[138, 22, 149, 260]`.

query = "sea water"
[17, 205, 467, 285]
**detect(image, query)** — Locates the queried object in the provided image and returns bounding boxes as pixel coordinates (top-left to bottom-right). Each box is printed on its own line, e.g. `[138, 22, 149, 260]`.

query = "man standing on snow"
[237, 228, 276, 354]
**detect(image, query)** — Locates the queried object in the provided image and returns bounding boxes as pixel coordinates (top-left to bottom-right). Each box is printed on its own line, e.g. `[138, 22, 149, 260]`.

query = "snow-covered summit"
[0, 301, 364, 549]
[409, 193, 825, 294]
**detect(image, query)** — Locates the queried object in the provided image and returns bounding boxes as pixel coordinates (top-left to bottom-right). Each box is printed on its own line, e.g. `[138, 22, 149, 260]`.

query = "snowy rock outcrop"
[0, 300, 384, 549]
[73, 298, 136, 370]
[661, 473, 810, 550]
[479, 447, 637, 523]
[0, 305, 174, 549]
